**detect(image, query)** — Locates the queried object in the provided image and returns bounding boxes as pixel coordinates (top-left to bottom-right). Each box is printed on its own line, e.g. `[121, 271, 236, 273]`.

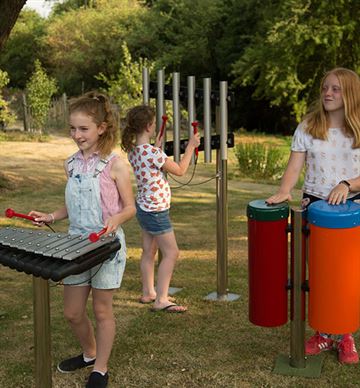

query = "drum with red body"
[247, 200, 289, 327]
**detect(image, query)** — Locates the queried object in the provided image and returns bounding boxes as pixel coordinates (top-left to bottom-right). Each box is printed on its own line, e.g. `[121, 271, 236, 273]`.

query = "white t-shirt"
[291, 122, 360, 199]
[128, 143, 171, 212]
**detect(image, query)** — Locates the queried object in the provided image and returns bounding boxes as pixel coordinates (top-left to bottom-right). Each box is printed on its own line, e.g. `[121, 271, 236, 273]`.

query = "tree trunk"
[0, 0, 27, 51]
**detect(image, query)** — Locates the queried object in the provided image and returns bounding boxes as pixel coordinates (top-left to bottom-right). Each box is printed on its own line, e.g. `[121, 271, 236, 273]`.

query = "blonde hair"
[304, 67, 360, 148]
[69, 91, 119, 157]
[121, 105, 155, 153]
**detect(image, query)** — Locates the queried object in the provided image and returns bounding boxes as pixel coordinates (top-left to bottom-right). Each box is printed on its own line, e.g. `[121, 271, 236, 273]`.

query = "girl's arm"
[266, 151, 305, 204]
[106, 157, 136, 234]
[161, 133, 200, 176]
[29, 161, 69, 224]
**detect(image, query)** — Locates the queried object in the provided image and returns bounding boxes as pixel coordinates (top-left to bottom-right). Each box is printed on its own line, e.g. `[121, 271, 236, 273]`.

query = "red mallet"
[159, 115, 168, 138]
[5, 208, 36, 221]
[88, 227, 107, 243]
[191, 121, 199, 157]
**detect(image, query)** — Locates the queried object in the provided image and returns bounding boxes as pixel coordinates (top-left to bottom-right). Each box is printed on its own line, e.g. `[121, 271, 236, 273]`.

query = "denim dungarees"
[63, 154, 126, 289]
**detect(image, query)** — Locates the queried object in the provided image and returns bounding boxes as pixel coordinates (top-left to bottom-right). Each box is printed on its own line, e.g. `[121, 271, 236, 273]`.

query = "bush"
[234, 142, 286, 180]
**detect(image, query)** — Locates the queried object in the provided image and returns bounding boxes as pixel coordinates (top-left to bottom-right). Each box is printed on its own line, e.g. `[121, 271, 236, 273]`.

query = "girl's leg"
[91, 288, 116, 372]
[63, 285, 96, 358]
[153, 231, 183, 310]
[140, 230, 158, 301]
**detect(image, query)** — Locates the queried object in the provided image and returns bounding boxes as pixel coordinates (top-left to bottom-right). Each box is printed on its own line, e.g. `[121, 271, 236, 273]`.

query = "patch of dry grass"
[1, 134, 359, 387]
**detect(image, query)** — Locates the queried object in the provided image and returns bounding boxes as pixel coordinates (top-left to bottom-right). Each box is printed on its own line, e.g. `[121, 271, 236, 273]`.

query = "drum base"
[273, 353, 323, 377]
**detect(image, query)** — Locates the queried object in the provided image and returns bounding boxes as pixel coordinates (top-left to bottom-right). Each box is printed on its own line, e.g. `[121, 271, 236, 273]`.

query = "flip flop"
[150, 303, 187, 313]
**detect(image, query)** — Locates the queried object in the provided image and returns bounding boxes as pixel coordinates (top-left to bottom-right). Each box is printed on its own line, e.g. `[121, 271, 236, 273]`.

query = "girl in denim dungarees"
[266, 68, 360, 365]
[30, 92, 135, 388]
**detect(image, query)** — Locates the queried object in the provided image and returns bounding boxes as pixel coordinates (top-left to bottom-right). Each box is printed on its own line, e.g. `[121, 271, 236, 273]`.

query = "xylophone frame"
[0, 227, 121, 388]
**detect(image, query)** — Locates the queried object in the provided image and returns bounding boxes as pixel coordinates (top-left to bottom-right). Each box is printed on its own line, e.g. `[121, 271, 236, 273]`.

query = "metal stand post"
[205, 82, 239, 302]
[33, 276, 52, 388]
[273, 208, 323, 377]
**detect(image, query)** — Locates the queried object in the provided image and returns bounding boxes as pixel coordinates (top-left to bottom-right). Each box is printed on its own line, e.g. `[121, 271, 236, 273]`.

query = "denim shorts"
[62, 230, 126, 289]
[136, 203, 173, 235]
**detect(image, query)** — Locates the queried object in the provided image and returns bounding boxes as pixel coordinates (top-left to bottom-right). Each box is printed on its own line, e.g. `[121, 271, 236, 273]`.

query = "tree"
[26, 59, 58, 133]
[96, 42, 153, 117]
[45, 0, 142, 94]
[128, 0, 225, 77]
[0, 0, 27, 51]
[0, 10, 47, 88]
[232, 0, 360, 122]
[0, 69, 15, 128]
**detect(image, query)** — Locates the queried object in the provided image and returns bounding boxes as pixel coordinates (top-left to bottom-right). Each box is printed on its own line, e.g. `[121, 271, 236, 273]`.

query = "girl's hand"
[188, 132, 200, 148]
[28, 210, 53, 226]
[155, 130, 164, 148]
[327, 183, 349, 205]
[103, 215, 121, 236]
[265, 192, 292, 205]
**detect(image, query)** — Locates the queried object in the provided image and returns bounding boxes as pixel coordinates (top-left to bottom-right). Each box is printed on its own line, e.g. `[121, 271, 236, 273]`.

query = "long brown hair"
[121, 105, 155, 153]
[304, 67, 360, 148]
[69, 91, 119, 157]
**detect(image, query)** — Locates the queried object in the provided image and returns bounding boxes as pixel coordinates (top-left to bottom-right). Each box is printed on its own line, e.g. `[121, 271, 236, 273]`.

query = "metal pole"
[142, 67, 150, 105]
[219, 81, 228, 161]
[33, 277, 52, 388]
[216, 81, 228, 298]
[203, 78, 212, 163]
[290, 209, 306, 368]
[173, 72, 181, 163]
[156, 69, 165, 133]
[187, 76, 196, 164]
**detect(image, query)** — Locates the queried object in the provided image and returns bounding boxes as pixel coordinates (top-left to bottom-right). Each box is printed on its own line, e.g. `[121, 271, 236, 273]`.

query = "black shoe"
[57, 353, 96, 373]
[86, 371, 109, 388]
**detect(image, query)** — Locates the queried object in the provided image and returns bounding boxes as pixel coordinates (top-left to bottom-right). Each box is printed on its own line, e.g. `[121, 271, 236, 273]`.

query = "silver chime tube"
[172, 72, 181, 162]
[203, 78, 212, 163]
[187, 76, 196, 164]
[142, 67, 149, 105]
[156, 69, 165, 133]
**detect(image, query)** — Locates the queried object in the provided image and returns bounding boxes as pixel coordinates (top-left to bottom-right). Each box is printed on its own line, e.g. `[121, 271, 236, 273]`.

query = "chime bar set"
[142, 67, 239, 301]
[0, 227, 120, 281]
[1, 210, 121, 388]
[142, 67, 232, 162]
[247, 199, 360, 376]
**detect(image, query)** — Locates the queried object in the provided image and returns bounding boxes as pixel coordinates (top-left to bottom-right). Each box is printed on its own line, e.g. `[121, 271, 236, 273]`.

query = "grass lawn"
[0, 133, 359, 387]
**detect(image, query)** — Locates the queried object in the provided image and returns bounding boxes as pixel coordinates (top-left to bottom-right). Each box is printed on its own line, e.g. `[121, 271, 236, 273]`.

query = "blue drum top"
[307, 200, 360, 229]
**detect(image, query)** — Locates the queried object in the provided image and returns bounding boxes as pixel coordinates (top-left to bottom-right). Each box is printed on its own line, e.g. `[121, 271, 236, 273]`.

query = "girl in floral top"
[266, 68, 360, 364]
[122, 105, 200, 313]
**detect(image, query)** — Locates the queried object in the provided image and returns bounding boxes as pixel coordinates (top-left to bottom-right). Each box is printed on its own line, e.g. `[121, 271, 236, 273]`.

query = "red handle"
[88, 227, 107, 243]
[159, 115, 168, 138]
[191, 121, 199, 157]
[5, 208, 36, 221]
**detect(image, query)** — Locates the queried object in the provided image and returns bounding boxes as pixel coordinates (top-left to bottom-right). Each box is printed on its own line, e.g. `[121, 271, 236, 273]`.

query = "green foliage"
[96, 42, 153, 116]
[45, 0, 143, 94]
[51, 0, 97, 16]
[26, 60, 58, 133]
[0, 10, 47, 89]
[128, 0, 224, 76]
[0, 70, 16, 128]
[234, 142, 286, 180]
[232, 0, 360, 121]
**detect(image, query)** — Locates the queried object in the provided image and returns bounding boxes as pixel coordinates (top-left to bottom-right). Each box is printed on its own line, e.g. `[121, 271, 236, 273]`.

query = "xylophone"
[0, 227, 121, 282]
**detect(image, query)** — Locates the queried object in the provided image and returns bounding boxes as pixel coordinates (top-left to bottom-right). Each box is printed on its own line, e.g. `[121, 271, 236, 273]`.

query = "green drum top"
[247, 199, 289, 221]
